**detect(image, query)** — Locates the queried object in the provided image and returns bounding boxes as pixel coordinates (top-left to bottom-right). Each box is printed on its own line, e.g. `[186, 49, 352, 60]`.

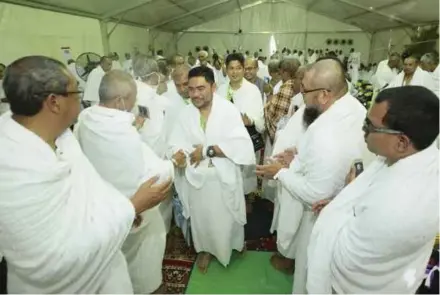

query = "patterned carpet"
[161, 197, 277, 294]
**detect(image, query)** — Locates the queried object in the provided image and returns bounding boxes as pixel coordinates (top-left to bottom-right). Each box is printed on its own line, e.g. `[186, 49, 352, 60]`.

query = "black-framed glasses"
[45, 91, 84, 96]
[301, 88, 331, 95]
[363, 118, 403, 135]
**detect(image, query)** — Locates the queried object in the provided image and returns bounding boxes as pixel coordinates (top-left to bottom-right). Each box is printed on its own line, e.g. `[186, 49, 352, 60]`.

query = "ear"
[211, 82, 217, 93]
[395, 134, 411, 152]
[45, 94, 62, 114]
[317, 90, 331, 105]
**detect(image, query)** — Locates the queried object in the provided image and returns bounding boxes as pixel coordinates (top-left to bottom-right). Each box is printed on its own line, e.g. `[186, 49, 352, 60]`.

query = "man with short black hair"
[0, 56, 171, 293]
[308, 86, 439, 294]
[168, 66, 255, 273]
[217, 53, 264, 196]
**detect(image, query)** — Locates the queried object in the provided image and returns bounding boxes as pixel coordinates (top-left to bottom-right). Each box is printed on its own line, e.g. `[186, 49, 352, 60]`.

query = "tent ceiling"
[1, 0, 438, 32]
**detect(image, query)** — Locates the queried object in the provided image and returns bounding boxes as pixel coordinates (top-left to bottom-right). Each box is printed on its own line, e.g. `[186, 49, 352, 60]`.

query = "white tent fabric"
[178, 3, 371, 62]
[0, 0, 437, 65]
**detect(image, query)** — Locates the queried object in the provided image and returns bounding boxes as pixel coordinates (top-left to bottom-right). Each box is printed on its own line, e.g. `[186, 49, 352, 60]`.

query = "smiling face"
[244, 59, 258, 82]
[226, 60, 244, 84]
[188, 76, 215, 109]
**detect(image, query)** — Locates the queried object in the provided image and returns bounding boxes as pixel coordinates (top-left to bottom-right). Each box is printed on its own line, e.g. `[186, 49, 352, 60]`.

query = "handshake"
[171, 144, 206, 169]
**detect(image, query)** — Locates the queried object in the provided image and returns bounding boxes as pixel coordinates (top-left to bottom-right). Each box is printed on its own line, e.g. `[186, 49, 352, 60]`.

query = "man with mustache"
[256, 59, 369, 294]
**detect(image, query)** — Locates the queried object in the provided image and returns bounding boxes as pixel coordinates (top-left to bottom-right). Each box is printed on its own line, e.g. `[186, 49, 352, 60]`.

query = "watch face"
[208, 148, 215, 157]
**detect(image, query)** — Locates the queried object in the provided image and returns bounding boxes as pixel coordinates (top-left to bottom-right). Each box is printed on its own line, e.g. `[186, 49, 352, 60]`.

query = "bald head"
[296, 66, 306, 80]
[244, 58, 259, 82]
[245, 58, 258, 68]
[172, 65, 190, 99]
[307, 59, 347, 94]
[172, 64, 191, 80]
[99, 70, 136, 104]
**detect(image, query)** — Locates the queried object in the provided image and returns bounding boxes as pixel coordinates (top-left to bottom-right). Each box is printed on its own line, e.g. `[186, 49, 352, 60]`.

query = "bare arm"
[213, 145, 226, 158]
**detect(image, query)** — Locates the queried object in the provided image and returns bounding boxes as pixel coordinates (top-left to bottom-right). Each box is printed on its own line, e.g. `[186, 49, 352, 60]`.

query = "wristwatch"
[207, 146, 216, 158]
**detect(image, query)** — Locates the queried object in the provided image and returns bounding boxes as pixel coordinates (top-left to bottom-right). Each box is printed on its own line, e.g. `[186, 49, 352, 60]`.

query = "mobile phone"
[138, 105, 149, 118]
[353, 159, 364, 177]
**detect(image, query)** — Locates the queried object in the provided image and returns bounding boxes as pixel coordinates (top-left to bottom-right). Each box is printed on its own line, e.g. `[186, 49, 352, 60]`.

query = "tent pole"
[368, 32, 376, 63]
[99, 21, 111, 55]
[303, 10, 308, 54]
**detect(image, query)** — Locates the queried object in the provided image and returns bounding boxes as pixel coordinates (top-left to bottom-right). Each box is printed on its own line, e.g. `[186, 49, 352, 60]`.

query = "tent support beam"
[108, 17, 124, 37]
[1, 0, 99, 19]
[180, 29, 364, 34]
[175, 0, 273, 32]
[167, 0, 205, 22]
[150, 0, 231, 29]
[307, 0, 320, 10]
[102, 0, 155, 19]
[333, 0, 414, 27]
[344, 0, 414, 21]
[1, 0, 148, 29]
[376, 21, 438, 32]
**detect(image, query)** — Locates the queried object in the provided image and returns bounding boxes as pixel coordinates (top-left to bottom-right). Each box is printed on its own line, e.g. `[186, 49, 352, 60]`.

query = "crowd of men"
[0, 44, 438, 294]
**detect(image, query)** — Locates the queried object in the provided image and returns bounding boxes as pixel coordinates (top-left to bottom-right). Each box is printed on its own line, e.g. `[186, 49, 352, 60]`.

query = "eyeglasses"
[363, 118, 403, 135]
[301, 88, 331, 95]
[36, 91, 83, 96]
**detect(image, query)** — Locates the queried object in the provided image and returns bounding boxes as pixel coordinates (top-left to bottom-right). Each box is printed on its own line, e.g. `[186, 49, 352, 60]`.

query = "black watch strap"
[207, 146, 215, 158]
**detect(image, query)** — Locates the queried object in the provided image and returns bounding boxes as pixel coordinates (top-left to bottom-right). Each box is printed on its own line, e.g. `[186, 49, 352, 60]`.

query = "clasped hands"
[311, 164, 358, 215]
[172, 144, 204, 168]
[255, 147, 297, 179]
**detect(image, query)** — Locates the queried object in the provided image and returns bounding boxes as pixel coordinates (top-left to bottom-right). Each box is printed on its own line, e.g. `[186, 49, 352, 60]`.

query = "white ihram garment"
[83, 66, 105, 104]
[168, 96, 255, 266]
[387, 67, 436, 94]
[0, 112, 134, 294]
[75, 106, 173, 294]
[217, 79, 264, 194]
[273, 93, 368, 294]
[307, 144, 439, 294]
[261, 99, 305, 202]
[372, 59, 399, 90]
[135, 81, 169, 158]
[135, 81, 174, 231]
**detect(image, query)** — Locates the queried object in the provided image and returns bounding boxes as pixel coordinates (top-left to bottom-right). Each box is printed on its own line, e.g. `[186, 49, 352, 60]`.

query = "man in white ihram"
[163, 64, 192, 140]
[132, 55, 174, 231]
[307, 86, 439, 294]
[372, 52, 400, 91]
[0, 56, 171, 294]
[132, 54, 169, 157]
[387, 55, 436, 93]
[83, 56, 113, 105]
[168, 66, 255, 273]
[75, 70, 179, 294]
[256, 59, 369, 294]
[216, 53, 264, 196]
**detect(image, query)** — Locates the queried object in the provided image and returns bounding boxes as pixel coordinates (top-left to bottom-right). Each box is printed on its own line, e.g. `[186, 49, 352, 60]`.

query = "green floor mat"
[186, 251, 293, 294]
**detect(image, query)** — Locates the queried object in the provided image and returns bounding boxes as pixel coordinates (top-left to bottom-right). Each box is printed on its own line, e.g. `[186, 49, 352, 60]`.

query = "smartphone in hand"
[354, 159, 364, 177]
[138, 105, 150, 119]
